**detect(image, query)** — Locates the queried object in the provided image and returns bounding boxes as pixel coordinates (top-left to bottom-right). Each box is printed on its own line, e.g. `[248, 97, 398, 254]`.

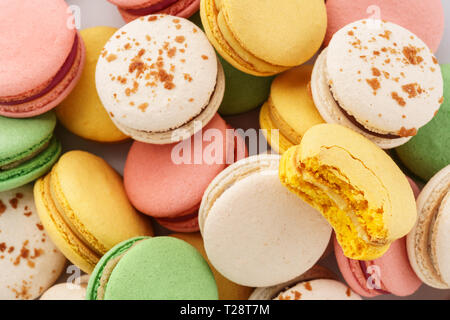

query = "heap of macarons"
[0, 0, 448, 300]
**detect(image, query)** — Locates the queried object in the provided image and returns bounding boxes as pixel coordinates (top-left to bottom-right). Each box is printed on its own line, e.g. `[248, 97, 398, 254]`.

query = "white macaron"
[311, 19, 443, 149]
[199, 155, 332, 287]
[96, 14, 224, 144]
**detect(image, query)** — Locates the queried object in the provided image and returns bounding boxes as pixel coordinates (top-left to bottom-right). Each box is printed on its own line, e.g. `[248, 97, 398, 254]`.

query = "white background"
[59, 0, 450, 300]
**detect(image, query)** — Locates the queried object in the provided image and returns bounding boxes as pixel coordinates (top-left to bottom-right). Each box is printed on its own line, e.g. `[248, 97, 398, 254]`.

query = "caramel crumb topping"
[293, 291, 302, 300]
[402, 83, 424, 98]
[379, 30, 392, 40]
[201, 55, 209, 60]
[382, 71, 390, 79]
[432, 56, 438, 64]
[9, 198, 18, 209]
[346, 287, 352, 297]
[124, 43, 131, 50]
[439, 97, 444, 104]
[391, 92, 406, 106]
[106, 54, 117, 62]
[402, 46, 423, 65]
[0, 200, 6, 215]
[184, 73, 193, 82]
[138, 103, 149, 112]
[366, 78, 380, 94]
[304, 282, 312, 291]
[148, 16, 158, 22]
[398, 127, 417, 137]
[348, 31, 354, 36]
[371, 67, 381, 77]
[175, 36, 185, 43]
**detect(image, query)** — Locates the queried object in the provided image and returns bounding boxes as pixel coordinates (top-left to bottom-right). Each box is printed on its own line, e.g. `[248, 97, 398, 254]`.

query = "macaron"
[86, 236, 218, 300]
[396, 64, 450, 181]
[0, 0, 85, 118]
[199, 155, 332, 287]
[324, 0, 445, 52]
[96, 14, 224, 144]
[109, 0, 200, 23]
[172, 233, 253, 300]
[200, 0, 327, 76]
[259, 65, 325, 154]
[124, 114, 246, 232]
[335, 235, 422, 297]
[311, 19, 444, 149]
[407, 165, 450, 289]
[0, 112, 61, 192]
[40, 275, 89, 300]
[249, 265, 337, 299]
[0, 185, 66, 300]
[279, 124, 417, 260]
[190, 11, 274, 115]
[56, 27, 129, 143]
[34, 151, 153, 274]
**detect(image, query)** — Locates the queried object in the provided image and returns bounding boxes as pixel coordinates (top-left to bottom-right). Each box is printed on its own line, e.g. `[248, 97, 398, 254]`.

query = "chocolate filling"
[1, 35, 79, 106]
[329, 86, 401, 139]
[358, 260, 391, 295]
[124, 0, 179, 15]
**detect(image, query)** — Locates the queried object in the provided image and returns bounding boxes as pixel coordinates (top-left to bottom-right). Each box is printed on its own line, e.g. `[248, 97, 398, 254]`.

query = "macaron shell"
[0, 0, 75, 97]
[434, 192, 450, 286]
[396, 64, 450, 181]
[200, 155, 332, 287]
[325, 0, 444, 52]
[101, 237, 218, 300]
[275, 279, 361, 300]
[156, 214, 199, 233]
[259, 102, 293, 154]
[172, 233, 253, 300]
[40, 275, 89, 300]
[56, 27, 128, 143]
[221, 0, 327, 67]
[118, 0, 200, 22]
[327, 19, 443, 136]
[0, 185, 66, 300]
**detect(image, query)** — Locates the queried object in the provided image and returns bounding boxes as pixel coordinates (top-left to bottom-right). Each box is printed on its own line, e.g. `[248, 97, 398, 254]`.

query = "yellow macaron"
[171, 233, 253, 300]
[56, 27, 128, 143]
[200, 0, 327, 76]
[279, 124, 417, 260]
[260, 65, 325, 154]
[34, 151, 153, 273]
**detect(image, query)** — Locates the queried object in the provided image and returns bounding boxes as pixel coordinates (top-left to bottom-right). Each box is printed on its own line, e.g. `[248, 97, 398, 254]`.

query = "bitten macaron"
[96, 14, 224, 144]
[0, 0, 85, 118]
[0, 112, 61, 192]
[0, 185, 66, 300]
[86, 237, 218, 300]
[324, 0, 444, 52]
[200, 0, 327, 76]
[250, 265, 361, 300]
[40, 275, 89, 300]
[312, 19, 444, 149]
[172, 233, 253, 300]
[407, 165, 450, 289]
[56, 27, 128, 143]
[124, 114, 246, 232]
[109, 0, 200, 23]
[279, 124, 417, 260]
[34, 151, 153, 274]
[259, 65, 325, 154]
[396, 64, 450, 181]
[199, 155, 332, 287]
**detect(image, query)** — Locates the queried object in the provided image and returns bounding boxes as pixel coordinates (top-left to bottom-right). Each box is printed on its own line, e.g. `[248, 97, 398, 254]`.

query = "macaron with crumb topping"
[96, 14, 224, 144]
[311, 19, 443, 149]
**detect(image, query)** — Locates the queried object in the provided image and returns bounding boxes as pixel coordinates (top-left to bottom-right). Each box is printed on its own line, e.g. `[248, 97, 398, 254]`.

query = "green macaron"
[190, 12, 273, 115]
[0, 112, 61, 192]
[86, 236, 218, 300]
[396, 64, 450, 181]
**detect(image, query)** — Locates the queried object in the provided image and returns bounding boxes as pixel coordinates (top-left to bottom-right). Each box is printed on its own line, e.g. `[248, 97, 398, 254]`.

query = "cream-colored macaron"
[40, 275, 90, 300]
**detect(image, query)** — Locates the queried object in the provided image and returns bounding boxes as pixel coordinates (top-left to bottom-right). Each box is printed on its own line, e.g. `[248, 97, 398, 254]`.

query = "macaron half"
[259, 65, 325, 154]
[0, 185, 66, 300]
[200, 0, 327, 76]
[86, 236, 218, 300]
[109, 0, 200, 23]
[279, 124, 417, 260]
[56, 27, 129, 143]
[0, 112, 61, 192]
[0, 0, 85, 118]
[40, 275, 90, 300]
[199, 155, 332, 287]
[312, 19, 444, 149]
[407, 165, 450, 289]
[396, 64, 450, 181]
[34, 151, 153, 274]
[96, 14, 224, 144]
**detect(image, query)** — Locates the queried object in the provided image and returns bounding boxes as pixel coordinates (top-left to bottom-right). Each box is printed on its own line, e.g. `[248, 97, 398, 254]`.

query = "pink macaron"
[108, 0, 200, 23]
[334, 177, 422, 297]
[0, 0, 85, 118]
[124, 114, 247, 232]
[324, 0, 444, 52]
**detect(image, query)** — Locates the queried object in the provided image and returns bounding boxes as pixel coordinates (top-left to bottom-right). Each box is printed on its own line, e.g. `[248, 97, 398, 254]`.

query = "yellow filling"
[280, 147, 390, 260]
